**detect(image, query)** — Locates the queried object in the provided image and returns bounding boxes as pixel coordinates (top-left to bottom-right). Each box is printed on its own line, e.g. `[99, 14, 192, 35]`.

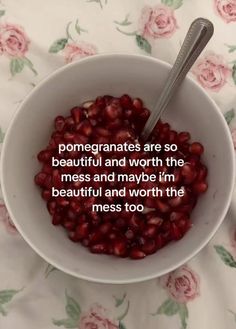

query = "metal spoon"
[141, 18, 214, 141]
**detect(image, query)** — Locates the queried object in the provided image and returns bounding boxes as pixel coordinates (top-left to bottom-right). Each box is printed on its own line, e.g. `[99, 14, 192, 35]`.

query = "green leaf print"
[65, 290, 81, 321]
[0, 10, 5, 17]
[136, 35, 152, 54]
[75, 19, 87, 35]
[0, 289, 21, 304]
[53, 318, 77, 328]
[152, 299, 189, 329]
[161, 0, 183, 9]
[23, 57, 38, 75]
[87, 0, 107, 9]
[45, 263, 58, 278]
[53, 292, 81, 328]
[232, 64, 236, 85]
[214, 245, 236, 268]
[113, 293, 127, 307]
[224, 109, 235, 125]
[10, 58, 24, 76]
[226, 44, 236, 53]
[49, 38, 68, 53]
[0, 127, 5, 143]
[114, 14, 132, 26]
[228, 310, 236, 322]
[117, 301, 130, 321]
[10, 57, 37, 76]
[178, 303, 188, 329]
[153, 298, 179, 316]
[0, 304, 7, 316]
[0, 288, 22, 317]
[119, 321, 127, 329]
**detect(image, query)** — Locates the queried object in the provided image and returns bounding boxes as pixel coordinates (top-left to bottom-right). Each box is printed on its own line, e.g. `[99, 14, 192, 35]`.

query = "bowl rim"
[1, 53, 235, 284]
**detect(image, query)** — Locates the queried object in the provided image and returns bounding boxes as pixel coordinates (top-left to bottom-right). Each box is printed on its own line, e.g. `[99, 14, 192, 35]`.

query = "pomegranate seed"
[115, 218, 127, 229]
[76, 120, 92, 136]
[89, 231, 103, 244]
[139, 108, 150, 122]
[95, 96, 106, 109]
[187, 155, 199, 166]
[156, 200, 171, 213]
[178, 132, 190, 143]
[98, 222, 112, 235]
[75, 222, 90, 240]
[141, 239, 156, 254]
[170, 211, 186, 222]
[192, 182, 208, 194]
[77, 214, 87, 224]
[67, 209, 77, 221]
[181, 164, 197, 184]
[113, 239, 127, 257]
[104, 104, 122, 120]
[34, 172, 47, 187]
[63, 132, 75, 142]
[44, 175, 52, 189]
[170, 222, 183, 240]
[71, 107, 84, 124]
[189, 142, 204, 155]
[54, 116, 65, 132]
[125, 229, 135, 240]
[147, 216, 163, 227]
[73, 133, 88, 144]
[47, 200, 57, 215]
[37, 150, 52, 162]
[93, 127, 111, 137]
[41, 189, 51, 201]
[197, 165, 208, 181]
[52, 169, 63, 188]
[64, 221, 76, 231]
[120, 94, 132, 108]
[65, 116, 75, 128]
[68, 231, 78, 242]
[129, 214, 144, 231]
[142, 225, 157, 238]
[133, 98, 143, 113]
[52, 213, 62, 225]
[113, 128, 135, 143]
[90, 243, 108, 254]
[88, 103, 100, 119]
[82, 238, 90, 247]
[70, 200, 82, 213]
[104, 95, 113, 105]
[129, 248, 146, 259]
[169, 130, 178, 143]
[168, 196, 182, 208]
[42, 163, 52, 174]
[56, 197, 69, 207]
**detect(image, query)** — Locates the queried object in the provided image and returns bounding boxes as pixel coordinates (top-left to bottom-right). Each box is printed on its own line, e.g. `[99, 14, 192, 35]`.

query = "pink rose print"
[214, 0, 236, 23]
[79, 303, 119, 329]
[0, 23, 30, 57]
[139, 5, 178, 39]
[63, 41, 97, 63]
[0, 201, 18, 235]
[192, 52, 231, 92]
[160, 265, 200, 303]
[231, 129, 236, 149]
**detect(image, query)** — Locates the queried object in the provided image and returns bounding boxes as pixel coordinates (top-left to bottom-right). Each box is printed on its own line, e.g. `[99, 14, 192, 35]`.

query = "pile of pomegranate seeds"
[34, 94, 208, 260]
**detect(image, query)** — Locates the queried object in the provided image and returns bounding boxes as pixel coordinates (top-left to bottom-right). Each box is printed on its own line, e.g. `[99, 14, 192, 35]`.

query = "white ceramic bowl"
[1, 54, 235, 284]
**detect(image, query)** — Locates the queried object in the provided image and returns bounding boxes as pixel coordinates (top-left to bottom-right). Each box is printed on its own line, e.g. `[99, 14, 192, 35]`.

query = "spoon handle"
[141, 18, 214, 141]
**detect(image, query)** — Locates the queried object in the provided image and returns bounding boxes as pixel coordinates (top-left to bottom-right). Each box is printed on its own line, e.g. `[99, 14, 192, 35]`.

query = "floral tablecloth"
[1, 0, 236, 328]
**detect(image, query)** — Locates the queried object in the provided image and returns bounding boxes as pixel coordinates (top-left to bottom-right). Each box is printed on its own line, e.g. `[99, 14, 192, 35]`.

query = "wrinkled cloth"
[0, 1, 236, 328]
